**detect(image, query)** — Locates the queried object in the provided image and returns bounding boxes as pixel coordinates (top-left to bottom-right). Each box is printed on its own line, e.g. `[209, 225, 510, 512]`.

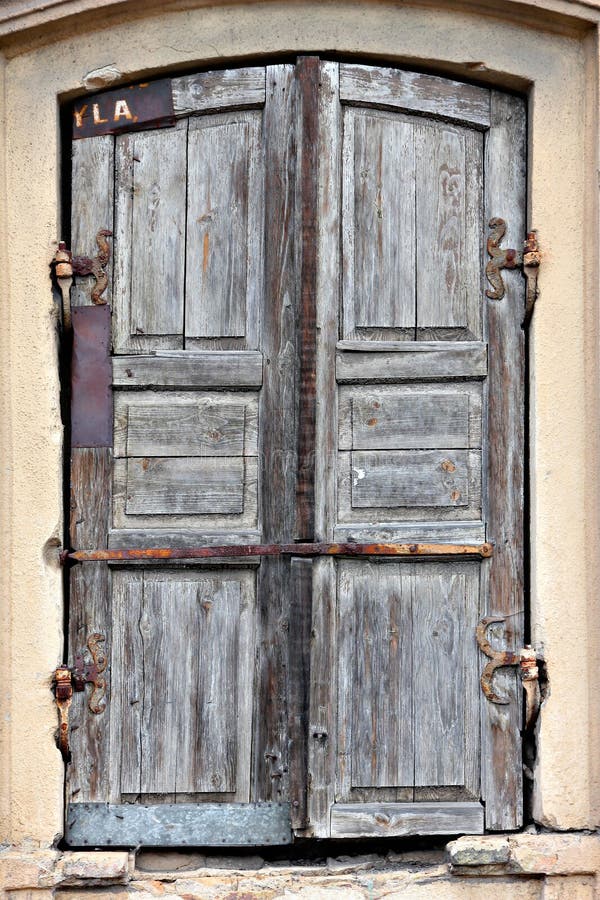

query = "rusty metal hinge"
[476, 616, 542, 731]
[51, 229, 113, 327]
[53, 633, 107, 761]
[486, 218, 541, 326]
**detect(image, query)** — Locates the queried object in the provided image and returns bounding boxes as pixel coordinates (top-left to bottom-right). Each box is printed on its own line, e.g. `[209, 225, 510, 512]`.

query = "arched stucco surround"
[0, 0, 599, 853]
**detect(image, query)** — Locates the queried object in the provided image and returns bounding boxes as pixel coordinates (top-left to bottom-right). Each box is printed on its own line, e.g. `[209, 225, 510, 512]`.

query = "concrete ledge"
[448, 834, 600, 876]
[0, 849, 132, 890]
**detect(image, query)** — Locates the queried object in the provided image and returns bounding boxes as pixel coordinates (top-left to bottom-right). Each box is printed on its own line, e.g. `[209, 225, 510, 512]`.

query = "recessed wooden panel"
[350, 392, 470, 450]
[342, 109, 415, 338]
[336, 561, 481, 802]
[114, 570, 255, 797]
[330, 802, 484, 838]
[185, 112, 262, 343]
[415, 123, 482, 340]
[113, 121, 187, 352]
[114, 391, 258, 458]
[125, 457, 245, 515]
[351, 450, 470, 509]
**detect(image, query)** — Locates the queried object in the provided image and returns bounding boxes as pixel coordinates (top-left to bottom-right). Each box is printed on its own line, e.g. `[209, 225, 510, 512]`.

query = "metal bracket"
[51, 229, 112, 315]
[53, 633, 107, 761]
[485, 218, 541, 325]
[476, 616, 542, 730]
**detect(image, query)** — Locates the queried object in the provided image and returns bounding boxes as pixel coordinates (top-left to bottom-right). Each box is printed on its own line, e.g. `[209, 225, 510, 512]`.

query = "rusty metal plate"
[71, 305, 112, 448]
[72, 79, 174, 139]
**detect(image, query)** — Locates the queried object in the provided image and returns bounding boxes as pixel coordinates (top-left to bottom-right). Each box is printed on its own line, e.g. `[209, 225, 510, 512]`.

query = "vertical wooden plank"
[342, 110, 415, 339]
[288, 558, 312, 829]
[416, 123, 483, 340]
[308, 557, 337, 835]
[314, 60, 340, 542]
[185, 114, 260, 340]
[481, 90, 526, 830]
[71, 136, 114, 307]
[413, 567, 466, 788]
[295, 56, 319, 540]
[195, 579, 239, 793]
[67, 135, 114, 808]
[351, 564, 413, 789]
[114, 570, 144, 798]
[253, 64, 298, 803]
[113, 122, 187, 352]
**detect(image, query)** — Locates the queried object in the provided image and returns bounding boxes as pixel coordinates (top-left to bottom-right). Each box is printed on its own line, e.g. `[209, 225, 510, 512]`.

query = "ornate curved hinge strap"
[476, 616, 542, 730]
[51, 228, 113, 311]
[485, 218, 541, 322]
[53, 632, 108, 761]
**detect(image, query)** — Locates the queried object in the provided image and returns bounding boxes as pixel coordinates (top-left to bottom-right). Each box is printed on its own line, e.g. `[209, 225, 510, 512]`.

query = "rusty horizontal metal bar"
[64, 542, 493, 564]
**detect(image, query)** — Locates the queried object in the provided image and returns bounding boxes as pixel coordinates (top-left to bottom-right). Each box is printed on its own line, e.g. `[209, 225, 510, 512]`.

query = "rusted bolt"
[441, 459, 456, 473]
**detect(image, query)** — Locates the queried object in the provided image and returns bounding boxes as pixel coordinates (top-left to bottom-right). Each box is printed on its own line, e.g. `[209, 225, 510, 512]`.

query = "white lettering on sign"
[73, 105, 88, 128]
[113, 99, 133, 122]
[92, 103, 108, 125]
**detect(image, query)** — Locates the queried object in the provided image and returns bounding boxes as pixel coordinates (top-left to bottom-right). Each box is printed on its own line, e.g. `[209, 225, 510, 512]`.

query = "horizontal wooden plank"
[125, 457, 245, 515]
[334, 522, 486, 543]
[172, 68, 266, 116]
[352, 450, 470, 509]
[108, 528, 262, 549]
[114, 392, 257, 458]
[330, 802, 484, 838]
[113, 352, 263, 389]
[340, 64, 490, 129]
[336, 342, 487, 382]
[66, 801, 291, 847]
[352, 393, 470, 450]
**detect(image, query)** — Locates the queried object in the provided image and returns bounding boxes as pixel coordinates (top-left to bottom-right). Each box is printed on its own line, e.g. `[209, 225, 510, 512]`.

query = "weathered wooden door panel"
[309, 64, 525, 836]
[66, 59, 525, 845]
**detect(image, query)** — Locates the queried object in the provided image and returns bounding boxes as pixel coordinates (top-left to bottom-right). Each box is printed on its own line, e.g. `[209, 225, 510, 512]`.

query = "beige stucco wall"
[1, 0, 599, 894]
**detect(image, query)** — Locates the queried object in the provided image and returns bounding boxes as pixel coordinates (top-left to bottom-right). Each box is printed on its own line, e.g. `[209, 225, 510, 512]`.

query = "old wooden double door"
[66, 58, 525, 846]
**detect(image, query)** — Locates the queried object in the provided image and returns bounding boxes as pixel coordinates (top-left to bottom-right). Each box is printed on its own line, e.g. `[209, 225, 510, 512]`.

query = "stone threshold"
[1, 833, 600, 893]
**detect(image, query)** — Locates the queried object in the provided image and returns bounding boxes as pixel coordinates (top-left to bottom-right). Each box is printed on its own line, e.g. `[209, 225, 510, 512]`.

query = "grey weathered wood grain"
[351, 449, 470, 509]
[67, 450, 113, 804]
[113, 121, 187, 352]
[108, 527, 262, 549]
[350, 564, 413, 789]
[349, 392, 471, 451]
[330, 801, 484, 838]
[333, 522, 486, 544]
[340, 64, 491, 129]
[480, 90, 526, 831]
[113, 351, 263, 388]
[185, 112, 262, 340]
[314, 61, 340, 543]
[70, 135, 114, 308]
[114, 391, 257, 458]
[253, 65, 298, 804]
[336, 342, 487, 382]
[66, 801, 291, 847]
[112, 570, 143, 796]
[124, 456, 245, 515]
[308, 558, 337, 836]
[172, 68, 266, 116]
[416, 122, 482, 340]
[342, 108, 415, 339]
[67, 134, 115, 807]
[116, 570, 255, 797]
[413, 568, 467, 786]
[288, 557, 312, 829]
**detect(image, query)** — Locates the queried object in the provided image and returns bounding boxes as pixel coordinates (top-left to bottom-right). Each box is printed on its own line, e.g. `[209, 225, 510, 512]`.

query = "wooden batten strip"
[340, 64, 491, 129]
[113, 351, 263, 388]
[330, 801, 484, 838]
[172, 67, 266, 116]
